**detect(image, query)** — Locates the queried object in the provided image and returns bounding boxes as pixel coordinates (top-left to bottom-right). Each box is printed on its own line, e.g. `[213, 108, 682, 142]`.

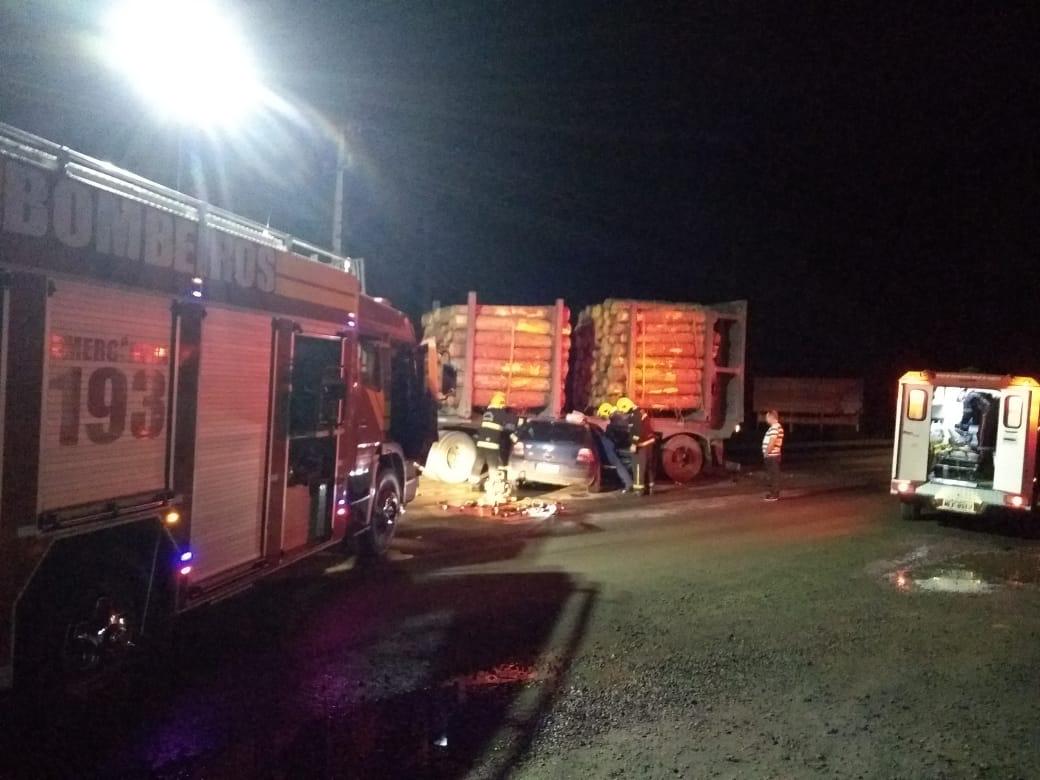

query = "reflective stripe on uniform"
[481, 421, 504, 431]
[476, 440, 501, 450]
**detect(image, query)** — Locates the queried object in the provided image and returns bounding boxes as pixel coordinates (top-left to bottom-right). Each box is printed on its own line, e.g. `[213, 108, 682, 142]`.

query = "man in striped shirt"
[762, 410, 784, 501]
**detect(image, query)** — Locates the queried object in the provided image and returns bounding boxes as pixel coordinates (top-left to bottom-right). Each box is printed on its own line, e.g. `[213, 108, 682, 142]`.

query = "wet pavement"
[6, 447, 1040, 777]
[3, 568, 593, 779]
[890, 547, 1040, 593]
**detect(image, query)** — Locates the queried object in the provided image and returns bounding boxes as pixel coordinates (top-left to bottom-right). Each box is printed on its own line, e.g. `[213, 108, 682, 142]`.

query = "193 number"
[50, 367, 167, 445]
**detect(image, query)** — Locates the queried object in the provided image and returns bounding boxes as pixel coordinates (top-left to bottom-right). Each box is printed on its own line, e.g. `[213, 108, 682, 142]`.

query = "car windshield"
[519, 420, 587, 443]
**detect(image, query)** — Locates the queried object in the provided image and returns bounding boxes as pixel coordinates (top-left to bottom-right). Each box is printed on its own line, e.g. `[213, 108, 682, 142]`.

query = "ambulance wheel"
[359, 470, 402, 559]
[900, 502, 922, 521]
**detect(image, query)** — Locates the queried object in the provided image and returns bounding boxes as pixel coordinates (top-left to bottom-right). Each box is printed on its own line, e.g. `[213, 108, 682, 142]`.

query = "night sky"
[2, 2, 1038, 410]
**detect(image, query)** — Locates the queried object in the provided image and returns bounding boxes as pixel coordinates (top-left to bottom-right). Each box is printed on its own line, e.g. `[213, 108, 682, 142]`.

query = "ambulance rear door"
[893, 378, 932, 483]
[993, 385, 1038, 501]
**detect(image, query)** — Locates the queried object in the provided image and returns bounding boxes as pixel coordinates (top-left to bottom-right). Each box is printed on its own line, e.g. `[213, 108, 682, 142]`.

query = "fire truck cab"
[892, 371, 1040, 520]
[0, 123, 436, 689]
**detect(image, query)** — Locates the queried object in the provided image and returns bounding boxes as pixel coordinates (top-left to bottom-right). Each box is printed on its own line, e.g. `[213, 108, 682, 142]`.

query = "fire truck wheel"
[359, 469, 403, 559]
[900, 501, 922, 521]
[60, 576, 141, 677]
[17, 570, 144, 687]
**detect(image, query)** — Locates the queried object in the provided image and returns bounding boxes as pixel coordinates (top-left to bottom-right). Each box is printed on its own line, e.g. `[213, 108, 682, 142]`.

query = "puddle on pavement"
[891, 550, 1040, 594]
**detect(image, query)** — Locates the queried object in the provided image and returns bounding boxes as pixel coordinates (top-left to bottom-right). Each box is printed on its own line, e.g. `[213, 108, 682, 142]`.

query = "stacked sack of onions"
[571, 299, 707, 412]
[421, 302, 570, 413]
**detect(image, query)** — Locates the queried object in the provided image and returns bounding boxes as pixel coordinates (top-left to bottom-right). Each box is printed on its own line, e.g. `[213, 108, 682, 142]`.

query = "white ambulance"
[892, 371, 1039, 519]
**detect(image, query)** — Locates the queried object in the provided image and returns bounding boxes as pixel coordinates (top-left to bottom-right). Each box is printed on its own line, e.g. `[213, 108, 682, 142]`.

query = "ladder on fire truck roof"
[0, 121, 366, 292]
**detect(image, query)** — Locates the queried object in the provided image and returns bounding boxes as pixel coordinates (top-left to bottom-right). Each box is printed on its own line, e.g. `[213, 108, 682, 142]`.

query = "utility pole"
[419, 211, 431, 309]
[332, 125, 348, 254]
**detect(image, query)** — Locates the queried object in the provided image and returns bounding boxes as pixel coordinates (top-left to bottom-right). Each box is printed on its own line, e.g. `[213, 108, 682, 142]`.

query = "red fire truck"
[0, 123, 436, 689]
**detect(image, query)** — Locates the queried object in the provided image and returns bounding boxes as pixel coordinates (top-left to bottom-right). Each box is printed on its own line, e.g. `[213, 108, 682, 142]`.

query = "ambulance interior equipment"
[928, 386, 999, 486]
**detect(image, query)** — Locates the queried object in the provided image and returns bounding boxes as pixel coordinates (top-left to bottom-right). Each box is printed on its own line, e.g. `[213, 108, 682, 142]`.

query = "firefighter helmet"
[596, 402, 616, 418]
[616, 396, 636, 413]
[489, 391, 507, 408]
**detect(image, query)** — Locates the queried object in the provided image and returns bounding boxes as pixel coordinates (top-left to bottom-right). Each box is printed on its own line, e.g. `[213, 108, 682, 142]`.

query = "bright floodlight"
[104, 0, 262, 127]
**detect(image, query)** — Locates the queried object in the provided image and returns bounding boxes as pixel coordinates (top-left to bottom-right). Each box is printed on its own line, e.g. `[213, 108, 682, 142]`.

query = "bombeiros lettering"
[0, 159, 276, 293]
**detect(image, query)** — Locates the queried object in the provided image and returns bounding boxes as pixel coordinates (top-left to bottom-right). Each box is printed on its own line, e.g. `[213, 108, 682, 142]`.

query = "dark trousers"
[473, 444, 503, 480]
[633, 443, 654, 495]
[764, 456, 781, 497]
[602, 439, 634, 490]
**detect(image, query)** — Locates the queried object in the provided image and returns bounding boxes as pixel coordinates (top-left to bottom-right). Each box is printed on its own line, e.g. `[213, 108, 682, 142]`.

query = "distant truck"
[571, 299, 748, 482]
[753, 377, 863, 430]
[0, 123, 435, 690]
[892, 371, 1038, 520]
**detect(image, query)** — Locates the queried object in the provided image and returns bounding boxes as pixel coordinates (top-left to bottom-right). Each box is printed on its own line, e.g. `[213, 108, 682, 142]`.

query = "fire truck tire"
[900, 501, 922, 521]
[17, 569, 146, 687]
[359, 469, 402, 559]
[660, 434, 705, 483]
[432, 431, 478, 483]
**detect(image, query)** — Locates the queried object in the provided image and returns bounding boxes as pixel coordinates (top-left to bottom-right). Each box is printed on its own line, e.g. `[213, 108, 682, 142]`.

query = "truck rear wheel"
[359, 469, 402, 559]
[428, 431, 477, 483]
[660, 434, 705, 483]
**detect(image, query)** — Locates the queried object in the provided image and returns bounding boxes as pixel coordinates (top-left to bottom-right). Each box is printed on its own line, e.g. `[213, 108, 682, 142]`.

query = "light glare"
[104, 0, 262, 127]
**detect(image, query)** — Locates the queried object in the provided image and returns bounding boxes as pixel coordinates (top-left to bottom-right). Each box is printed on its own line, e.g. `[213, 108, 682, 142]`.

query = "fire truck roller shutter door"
[38, 280, 172, 512]
[189, 307, 273, 581]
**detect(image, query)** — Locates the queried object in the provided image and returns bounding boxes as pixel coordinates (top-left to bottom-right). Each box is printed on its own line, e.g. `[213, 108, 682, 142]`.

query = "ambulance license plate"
[536, 462, 560, 475]
[941, 498, 976, 514]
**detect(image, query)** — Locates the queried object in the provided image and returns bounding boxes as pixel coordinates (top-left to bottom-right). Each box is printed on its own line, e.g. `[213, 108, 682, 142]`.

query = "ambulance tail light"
[892, 480, 915, 495]
[1004, 494, 1028, 510]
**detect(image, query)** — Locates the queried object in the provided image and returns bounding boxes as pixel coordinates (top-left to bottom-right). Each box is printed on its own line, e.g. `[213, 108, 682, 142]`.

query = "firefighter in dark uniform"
[616, 396, 655, 495]
[474, 391, 518, 479]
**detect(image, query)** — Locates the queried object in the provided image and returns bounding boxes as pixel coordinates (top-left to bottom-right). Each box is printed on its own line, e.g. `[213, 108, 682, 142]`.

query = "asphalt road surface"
[5, 449, 1040, 778]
